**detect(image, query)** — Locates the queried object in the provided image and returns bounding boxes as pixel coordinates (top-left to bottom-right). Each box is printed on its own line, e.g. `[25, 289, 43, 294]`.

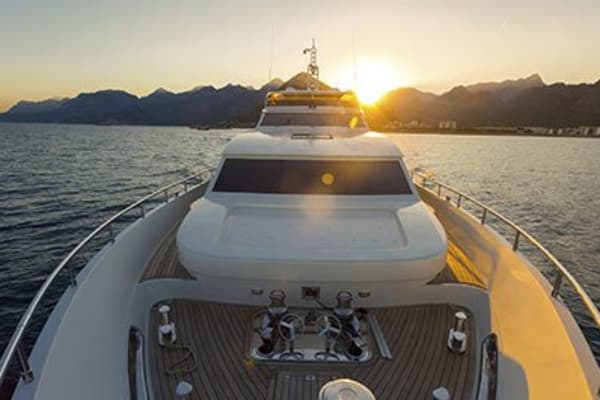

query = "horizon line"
[2, 72, 600, 113]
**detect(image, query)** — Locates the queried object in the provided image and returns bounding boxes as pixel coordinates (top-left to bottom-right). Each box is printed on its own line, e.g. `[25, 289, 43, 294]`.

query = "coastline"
[1, 121, 599, 138]
[379, 127, 600, 138]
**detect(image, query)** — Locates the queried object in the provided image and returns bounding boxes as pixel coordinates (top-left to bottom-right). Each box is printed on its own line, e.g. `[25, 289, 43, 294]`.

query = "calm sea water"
[1, 123, 599, 362]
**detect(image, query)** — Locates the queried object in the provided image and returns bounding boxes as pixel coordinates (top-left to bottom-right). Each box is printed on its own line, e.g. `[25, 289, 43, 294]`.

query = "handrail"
[0, 169, 214, 387]
[413, 172, 600, 330]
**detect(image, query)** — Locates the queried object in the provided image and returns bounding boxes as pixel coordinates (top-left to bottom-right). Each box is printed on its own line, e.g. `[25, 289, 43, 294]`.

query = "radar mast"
[302, 39, 319, 81]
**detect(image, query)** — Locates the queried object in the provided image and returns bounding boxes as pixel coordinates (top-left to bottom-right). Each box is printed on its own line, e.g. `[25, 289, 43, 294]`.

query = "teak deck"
[140, 222, 480, 399]
[140, 225, 194, 282]
[147, 301, 477, 400]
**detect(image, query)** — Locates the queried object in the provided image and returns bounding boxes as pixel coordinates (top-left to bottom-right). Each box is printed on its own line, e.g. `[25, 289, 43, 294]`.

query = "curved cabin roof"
[222, 132, 403, 159]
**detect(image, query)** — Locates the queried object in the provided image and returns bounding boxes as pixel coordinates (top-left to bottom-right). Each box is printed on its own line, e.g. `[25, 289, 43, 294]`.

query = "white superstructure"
[256, 90, 368, 136]
[177, 132, 447, 284]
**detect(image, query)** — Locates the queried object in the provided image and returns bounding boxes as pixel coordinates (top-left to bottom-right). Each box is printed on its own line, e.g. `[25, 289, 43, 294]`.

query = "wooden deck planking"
[140, 225, 194, 282]
[147, 300, 477, 400]
[429, 238, 486, 288]
[445, 239, 486, 288]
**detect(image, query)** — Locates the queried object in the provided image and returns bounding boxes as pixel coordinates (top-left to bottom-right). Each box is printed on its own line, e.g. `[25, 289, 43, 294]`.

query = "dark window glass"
[260, 113, 365, 128]
[266, 93, 360, 108]
[213, 159, 412, 195]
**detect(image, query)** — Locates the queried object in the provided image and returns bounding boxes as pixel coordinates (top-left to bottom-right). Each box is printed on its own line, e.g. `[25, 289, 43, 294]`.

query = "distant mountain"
[373, 88, 437, 122]
[2, 73, 600, 128]
[375, 75, 600, 128]
[57, 90, 138, 123]
[464, 74, 545, 101]
[489, 82, 600, 126]
[0, 85, 268, 126]
[7, 98, 67, 115]
[280, 72, 331, 90]
[375, 86, 500, 127]
[261, 78, 284, 91]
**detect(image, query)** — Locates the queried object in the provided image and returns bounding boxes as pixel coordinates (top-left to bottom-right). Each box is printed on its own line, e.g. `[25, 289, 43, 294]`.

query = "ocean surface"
[1, 123, 599, 365]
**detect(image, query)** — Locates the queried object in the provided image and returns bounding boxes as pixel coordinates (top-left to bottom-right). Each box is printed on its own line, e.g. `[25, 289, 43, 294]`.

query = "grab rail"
[0, 169, 214, 388]
[413, 172, 600, 330]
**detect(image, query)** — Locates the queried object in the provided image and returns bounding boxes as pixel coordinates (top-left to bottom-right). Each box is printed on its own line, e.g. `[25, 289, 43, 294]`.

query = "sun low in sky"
[334, 60, 406, 105]
[2, 0, 600, 112]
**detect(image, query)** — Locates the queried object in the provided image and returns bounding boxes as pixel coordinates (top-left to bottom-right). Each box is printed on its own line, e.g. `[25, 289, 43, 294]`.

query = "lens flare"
[321, 172, 335, 186]
[335, 60, 405, 104]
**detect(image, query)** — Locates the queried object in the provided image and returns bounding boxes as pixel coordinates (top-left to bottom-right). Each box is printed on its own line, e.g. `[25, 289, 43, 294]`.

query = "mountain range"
[2, 73, 600, 129]
[372, 74, 600, 128]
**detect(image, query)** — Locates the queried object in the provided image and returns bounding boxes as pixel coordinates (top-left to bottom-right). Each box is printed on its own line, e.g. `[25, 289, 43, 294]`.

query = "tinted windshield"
[213, 159, 411, 195]
[260, 113, 366, 128]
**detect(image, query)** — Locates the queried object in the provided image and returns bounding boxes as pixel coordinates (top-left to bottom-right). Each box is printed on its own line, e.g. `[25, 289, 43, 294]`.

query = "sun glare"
[335, 60, 405, 104]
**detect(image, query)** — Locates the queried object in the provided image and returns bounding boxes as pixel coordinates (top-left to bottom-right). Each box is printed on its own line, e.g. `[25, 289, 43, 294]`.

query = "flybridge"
[265, 90, 361, 108]
[258, 90, 368, 134]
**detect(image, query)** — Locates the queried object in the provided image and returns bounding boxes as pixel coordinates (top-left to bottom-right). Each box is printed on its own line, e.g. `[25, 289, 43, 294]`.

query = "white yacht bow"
[1, 42, 599, 400]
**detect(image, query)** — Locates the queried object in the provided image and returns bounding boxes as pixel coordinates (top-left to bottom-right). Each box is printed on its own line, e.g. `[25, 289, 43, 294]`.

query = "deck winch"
[257, 289, 289, 356]
[333, 291, 365, 359]
[252, 289, 373, 363]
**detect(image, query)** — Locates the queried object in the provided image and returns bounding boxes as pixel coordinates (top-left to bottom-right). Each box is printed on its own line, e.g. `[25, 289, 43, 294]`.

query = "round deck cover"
[319, 379, 375, 400]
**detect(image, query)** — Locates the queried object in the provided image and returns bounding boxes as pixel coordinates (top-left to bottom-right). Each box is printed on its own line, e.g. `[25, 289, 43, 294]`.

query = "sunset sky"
[1, 0, 600, 111]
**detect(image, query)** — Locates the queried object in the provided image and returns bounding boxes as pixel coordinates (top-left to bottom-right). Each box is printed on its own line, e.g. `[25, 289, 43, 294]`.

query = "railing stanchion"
[67, 261, 77, 287]
[163, 189, 169, 203]
[108, 224, 115, 243]
[184, 181, 188, 192]
[513, 231, 521, 251]
[437, 184, 442, 196]
[16, 344, 33, 383]
[552, 272, 563, 297]
[481, 208, 487, 225]
[457, 194, 462, 209]
[139, 204, 145, 218]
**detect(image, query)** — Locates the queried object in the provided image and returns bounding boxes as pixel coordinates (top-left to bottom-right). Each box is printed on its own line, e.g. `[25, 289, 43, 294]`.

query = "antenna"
[268, 25, 274, 82]
[302, 39, 319, 80]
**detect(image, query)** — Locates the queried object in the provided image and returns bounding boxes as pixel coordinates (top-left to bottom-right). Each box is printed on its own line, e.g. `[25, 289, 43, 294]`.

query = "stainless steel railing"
[414, 172, 600, 330]
[0, 169, 214, 387]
